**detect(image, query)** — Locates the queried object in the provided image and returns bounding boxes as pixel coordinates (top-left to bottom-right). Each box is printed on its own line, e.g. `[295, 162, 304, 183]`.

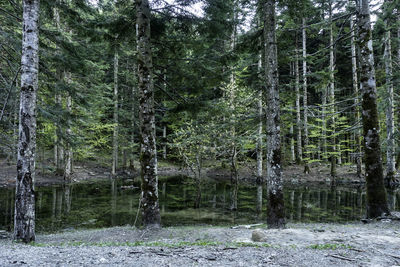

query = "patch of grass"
[308, 243, 353, 250]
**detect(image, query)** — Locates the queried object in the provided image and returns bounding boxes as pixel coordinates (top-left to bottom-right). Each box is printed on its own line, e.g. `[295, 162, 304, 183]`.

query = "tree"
[136, 0, 161, 227]
[14, 0, 40, 243]
[357, 0, 389, 218]
[383, 0, 396, 185]
[349, 1, 362, 178]
[263, 0, 285, 228]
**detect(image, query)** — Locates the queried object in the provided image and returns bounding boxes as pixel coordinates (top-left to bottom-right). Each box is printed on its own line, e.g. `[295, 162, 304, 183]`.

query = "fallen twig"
[328, 254, 356, 262]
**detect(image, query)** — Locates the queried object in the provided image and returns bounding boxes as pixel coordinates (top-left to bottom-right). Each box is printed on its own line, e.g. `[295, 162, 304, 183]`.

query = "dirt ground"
[1, 221, 400, 266]
[0, 158, 363, 188]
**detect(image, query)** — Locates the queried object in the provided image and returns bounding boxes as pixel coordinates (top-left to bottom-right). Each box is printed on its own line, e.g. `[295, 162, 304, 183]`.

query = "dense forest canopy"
[0, 0, 399, 242]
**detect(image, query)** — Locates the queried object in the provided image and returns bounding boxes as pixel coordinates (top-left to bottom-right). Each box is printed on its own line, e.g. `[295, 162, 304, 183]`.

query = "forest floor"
[0, 158, 363, 188]
[0, 221, 400, 266]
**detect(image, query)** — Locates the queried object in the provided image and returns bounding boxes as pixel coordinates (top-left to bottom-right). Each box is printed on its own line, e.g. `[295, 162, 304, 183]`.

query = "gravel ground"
[1, 221, 400, 266]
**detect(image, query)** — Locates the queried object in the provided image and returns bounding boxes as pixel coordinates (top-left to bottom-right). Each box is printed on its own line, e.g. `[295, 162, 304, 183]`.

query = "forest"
[0, 0, 400, 265]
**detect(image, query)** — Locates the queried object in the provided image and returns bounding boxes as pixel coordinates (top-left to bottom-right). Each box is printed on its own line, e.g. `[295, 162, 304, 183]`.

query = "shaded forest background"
[0, 0, 399, 181]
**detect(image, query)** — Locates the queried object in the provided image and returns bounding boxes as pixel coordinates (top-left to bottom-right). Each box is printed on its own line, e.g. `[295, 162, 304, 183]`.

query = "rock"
[252, 229, 267, 242]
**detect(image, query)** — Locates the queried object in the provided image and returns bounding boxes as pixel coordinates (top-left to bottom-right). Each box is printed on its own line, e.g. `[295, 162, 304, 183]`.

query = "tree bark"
[136, 0, 161, 227]
[130, 63, 136, 171]
[14, 0, 40, 243]
[383, 5, 396, 184]
[357, 0, 389, 218]
[350, 10, 362, 178]
[112, 47, 119, 177]
[256, 53, 263, 213]
[263, 0, 285, 229]
[295, 41, 302, 164]
[302, 18, 310, 174]
[328, 0, 337, 179]
[64, 72, 73, 181]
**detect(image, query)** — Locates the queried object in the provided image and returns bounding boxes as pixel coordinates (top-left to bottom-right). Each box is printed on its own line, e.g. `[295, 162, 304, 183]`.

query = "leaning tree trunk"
[14, 0, 40, 243]
[263, 0, 285, 229]
[302, 17, 310, 174]
[350, 11, 362, 178]
[383, 5, 396, 185]
[357, 0, 389, 218]
[136, 0, 161, 227]
[112, 47, 119, 177]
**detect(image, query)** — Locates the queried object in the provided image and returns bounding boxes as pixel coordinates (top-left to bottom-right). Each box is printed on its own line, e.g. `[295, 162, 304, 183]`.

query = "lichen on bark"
[14, 0, 40, 243]
[136, 0, 161, 227]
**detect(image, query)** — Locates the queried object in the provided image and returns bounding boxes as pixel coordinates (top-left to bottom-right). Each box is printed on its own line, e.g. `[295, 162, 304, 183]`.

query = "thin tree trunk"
[53, 1, 64, 173]
[130, 64, 136, 171]
[14, 0, 40, 243]
[112, 48, 119, 177]
[263, 0, 285, 229]
[357, 0, 389, 218]
[290, 124, 295, 163]
[383, 8, 396, 185]
[64, 72, 72, 181]
[136, 0, 161, 227]
[256, 52, 263, 213]
[350, 11, 362, 178]
[328, 0, 337, 179]
[295, 42, 302, 164]
[162, 70, 167, 160]
[302, 18, 310, 174]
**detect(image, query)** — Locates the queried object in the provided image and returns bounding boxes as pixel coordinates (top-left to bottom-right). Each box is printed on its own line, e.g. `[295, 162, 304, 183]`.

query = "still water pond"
[1, 176, 399, 233]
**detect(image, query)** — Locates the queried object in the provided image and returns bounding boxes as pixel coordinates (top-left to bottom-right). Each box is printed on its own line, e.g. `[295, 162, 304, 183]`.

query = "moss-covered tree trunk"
[357, 0, 389, 218]
[263, 0, 285, 229]
[136, 0, 161, 227]
[14, 0, 40, 243]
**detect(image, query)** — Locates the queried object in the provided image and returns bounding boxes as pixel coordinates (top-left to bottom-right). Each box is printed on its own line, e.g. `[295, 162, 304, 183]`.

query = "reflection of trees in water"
[2, 180, 400, 232]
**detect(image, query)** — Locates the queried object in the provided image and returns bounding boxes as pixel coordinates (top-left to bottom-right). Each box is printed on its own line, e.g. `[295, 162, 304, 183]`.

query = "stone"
[252, 229, 266, 242]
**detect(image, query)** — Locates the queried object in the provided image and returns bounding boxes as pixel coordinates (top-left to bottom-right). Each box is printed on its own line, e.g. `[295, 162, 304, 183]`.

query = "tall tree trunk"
[136, 0, 161, 227]
[328, 0, 337, 179]
[350, 11, 362, 178]
[383, 5, 396, 185]
[302, 18, 310, 174]
[229, 5, 238, 211]
[263, 0, 285, 229]
[357, 0, 389, 218]
[130, 64, 136, 171]
[295, 41, 302, 164]
[64, 72, 72, 181]
[112, 48, 119, 177]
[53, 3, 64, 173]
[162, 69, 167, 160]
[14, 0, 40, 243]
[256, 53, 263, 213]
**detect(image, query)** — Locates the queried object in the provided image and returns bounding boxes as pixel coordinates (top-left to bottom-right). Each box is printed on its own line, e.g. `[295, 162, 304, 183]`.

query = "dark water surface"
[1, 176, 399, 233]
